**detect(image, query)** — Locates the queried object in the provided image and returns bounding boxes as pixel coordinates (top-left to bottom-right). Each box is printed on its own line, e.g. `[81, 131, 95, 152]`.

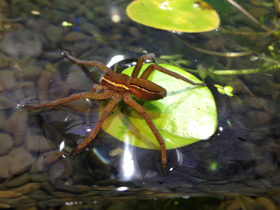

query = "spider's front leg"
[21, 92, 108, 110]
[63, 51, 111, 73]
[123, 93, 167, 174]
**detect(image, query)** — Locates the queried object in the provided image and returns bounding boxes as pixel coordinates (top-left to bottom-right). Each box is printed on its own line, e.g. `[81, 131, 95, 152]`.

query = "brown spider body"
[22, 51, 206, 174]
[101, 70, 166, 100]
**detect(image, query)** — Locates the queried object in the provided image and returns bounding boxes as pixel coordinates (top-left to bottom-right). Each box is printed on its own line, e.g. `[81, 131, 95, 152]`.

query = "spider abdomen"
[129, 78, 166, 101]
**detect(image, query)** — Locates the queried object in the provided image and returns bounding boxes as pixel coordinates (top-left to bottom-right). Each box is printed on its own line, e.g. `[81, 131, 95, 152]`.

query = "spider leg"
[123, 93, 167, 174]
[70, 93, 122, 156]
[140, 64, 206, 86]
[131, 53, 157, 78]
[92, 84, 105, 92]
[22, 92, 108, 110]
[63, 51, 111, 73]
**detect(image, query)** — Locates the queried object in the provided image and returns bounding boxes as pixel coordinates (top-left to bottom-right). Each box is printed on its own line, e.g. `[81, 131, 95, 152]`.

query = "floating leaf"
[126, 0, 220, 33]
[215, 84, 234, 96]
[99, 64, 217, 150]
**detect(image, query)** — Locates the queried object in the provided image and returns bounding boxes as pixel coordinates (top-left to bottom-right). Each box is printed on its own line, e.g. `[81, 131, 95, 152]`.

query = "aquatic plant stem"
[227, 0, 272, 33]
[213, 64, 280, 75]
[173, 34, 251, 57]
[274, 0, 280, 18]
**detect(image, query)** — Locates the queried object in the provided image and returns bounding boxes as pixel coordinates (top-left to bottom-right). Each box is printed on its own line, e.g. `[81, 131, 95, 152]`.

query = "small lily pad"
[126, 0, 220, 33]
[99, 64, 217, 150]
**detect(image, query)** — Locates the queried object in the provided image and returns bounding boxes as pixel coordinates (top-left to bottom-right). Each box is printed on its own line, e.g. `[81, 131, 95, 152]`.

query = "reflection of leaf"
[99, 64, 217, 150]
[126, 0, 220, 33]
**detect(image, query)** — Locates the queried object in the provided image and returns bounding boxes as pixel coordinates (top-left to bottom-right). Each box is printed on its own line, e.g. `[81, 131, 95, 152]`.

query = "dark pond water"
[1, 0, 280, 209]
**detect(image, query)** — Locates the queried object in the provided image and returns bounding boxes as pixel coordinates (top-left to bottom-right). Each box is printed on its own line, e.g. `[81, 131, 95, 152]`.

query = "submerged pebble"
[42, 150, 64, 165]
[13, 183, 41, 195]
[37, 70, 53, 102]
[8, 147, 34, 176]
[6, 173, 30, 188]
[0, 155, 12, 178]
[25, 135, 53, 154]
[0, 30, 42, 58]
[63, 32, 87, 42]
[46, 25, 63, 43]
[0, 111, 6, 129]
[0, 70, 16, 90]
[0, 191, 23, 198]
[49, 158, 73, 181]
[3, 110, 28, 146]
[0, 133, 13, 156]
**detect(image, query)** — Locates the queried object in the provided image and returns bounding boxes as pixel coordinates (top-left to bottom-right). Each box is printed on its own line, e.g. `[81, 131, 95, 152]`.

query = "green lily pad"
[99, 64, 217, 150]
[126, 0, 220, 33]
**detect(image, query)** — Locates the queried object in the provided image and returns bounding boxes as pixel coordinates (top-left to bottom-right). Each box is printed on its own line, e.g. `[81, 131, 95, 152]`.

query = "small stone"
[250, 0, 262, 7]
[13, 183, 41, 194]
[0, 133, 13, 156]
[0, 155, 12, 178]
[29, 194, 54, 200]
[0, 70, 16, 90]
[41, 51, 64, 61]
[42, 150, 64, 165]
[80, 191, 99, 197]
[0, 111, 6, 129]
[0, 202, 11, 209]
[20, 82, 37, 99]
[246, 111, 271, 127]
[248, 7, 270, 19]
[0, 30, 42, 58]
[0, 191, 23, 198]
[51, 191, 74, 198]
[3, 110, 28, 146]
[25, 135, 53, 153]
[76, 185, 92, 192]
[80, 23, 99, 34]
[14, 64, 42, 81]
[55, 181, 85, 194]
[64, 32, 87, 42]
[41, 182, 54, 194]
[0, 195, 30, 206]
[29, 158, 45, 174]
[109, 34, 122, 42]
[29, 174, 51, 182]
[0, 53, 12, 68]
[8, 147, 34, 176]
[0, 0, 8, 8]
[0, 81, 3, 92]
[66, 66, 93, 91]
[37, 70, 53, 102]
[6, 173, 30, 188]
[46, 25, 62, 43]
[49, 158, 73, 181]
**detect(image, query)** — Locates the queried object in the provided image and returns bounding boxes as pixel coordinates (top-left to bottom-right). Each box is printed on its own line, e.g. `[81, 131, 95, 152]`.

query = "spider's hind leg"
[140, 64, 206, 86]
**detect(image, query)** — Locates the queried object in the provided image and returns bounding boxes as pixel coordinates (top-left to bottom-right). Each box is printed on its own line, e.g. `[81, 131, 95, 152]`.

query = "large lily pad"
[99, 64, 217, 150]
[126, 0, 220, 33]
